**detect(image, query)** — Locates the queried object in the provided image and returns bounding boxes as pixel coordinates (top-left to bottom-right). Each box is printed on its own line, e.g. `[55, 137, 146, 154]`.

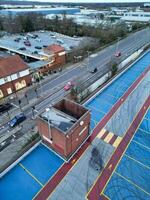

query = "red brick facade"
[0, 75, 31, 97]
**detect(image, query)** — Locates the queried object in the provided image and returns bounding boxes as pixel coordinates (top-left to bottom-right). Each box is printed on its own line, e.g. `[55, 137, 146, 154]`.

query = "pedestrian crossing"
[96, 128, 122, 148]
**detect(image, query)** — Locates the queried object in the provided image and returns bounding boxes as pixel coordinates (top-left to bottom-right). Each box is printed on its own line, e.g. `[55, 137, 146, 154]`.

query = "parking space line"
[115, 171, 150, 196]
[124, 154, 150, 170]
[132, 139, 150, 150]
[88, 105, 106, 114]
[19, 163, 44, 187]
[139, 128, 150, 135]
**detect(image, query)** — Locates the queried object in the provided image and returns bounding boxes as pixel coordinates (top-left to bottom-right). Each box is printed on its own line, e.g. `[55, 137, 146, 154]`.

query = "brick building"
[37, 99, 90, 160]
[0, 55, 31, 98]
[42, 44, 66, 72]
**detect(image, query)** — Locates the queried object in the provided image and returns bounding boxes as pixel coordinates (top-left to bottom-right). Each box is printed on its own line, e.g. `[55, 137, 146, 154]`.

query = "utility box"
[37, 99, 91, 160]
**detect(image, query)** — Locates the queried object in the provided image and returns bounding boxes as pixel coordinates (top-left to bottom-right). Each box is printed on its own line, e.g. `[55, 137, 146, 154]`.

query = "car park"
[9, 113, 26, 128]
[0, 103, 12, 113]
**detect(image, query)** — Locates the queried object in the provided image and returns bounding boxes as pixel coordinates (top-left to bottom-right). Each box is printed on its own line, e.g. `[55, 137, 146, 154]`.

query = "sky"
[19, 0, 149, 3]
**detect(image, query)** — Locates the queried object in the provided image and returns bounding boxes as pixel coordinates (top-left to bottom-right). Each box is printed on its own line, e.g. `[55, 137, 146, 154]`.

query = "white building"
[121, 12, 150, 22]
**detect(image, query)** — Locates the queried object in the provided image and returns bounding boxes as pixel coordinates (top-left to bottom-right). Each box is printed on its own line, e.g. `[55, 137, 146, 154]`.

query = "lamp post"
[87, 51, 91, 72]
[115, 37, 120, 54]
[45, 107, 52, 141]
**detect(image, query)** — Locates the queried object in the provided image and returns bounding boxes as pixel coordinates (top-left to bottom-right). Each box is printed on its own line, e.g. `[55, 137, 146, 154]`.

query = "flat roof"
[0, 31, 82, 60]
[41, 107, 77, 133]
[28, 60, 49, 70]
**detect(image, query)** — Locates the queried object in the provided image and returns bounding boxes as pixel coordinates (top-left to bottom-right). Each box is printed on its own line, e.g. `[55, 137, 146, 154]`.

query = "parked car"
[64, 81, 74, 91]
[14, 38, 21, 42]
[9, 113, 26, 128]
[115, 51, 121, 57]
[0, 103, 12, 113]
[35, 46, 42, 49]
[24, 41, 31, 46]
[18, 47, 26, 51]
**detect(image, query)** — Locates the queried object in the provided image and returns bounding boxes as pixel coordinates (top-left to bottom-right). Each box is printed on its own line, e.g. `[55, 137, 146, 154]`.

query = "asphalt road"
[0, 28, 150, 137]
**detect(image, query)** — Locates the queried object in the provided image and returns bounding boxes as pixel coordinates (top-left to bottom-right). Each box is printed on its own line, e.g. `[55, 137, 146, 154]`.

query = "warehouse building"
[121, 11, 150, 22]
[37, 99, 91, 160]
[0, 55, 31, 98]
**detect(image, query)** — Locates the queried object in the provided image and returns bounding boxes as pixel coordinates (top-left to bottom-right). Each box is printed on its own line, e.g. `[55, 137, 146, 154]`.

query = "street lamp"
[87, 51, 91, 71]
[115, 37, 120, 54]
[45, 107, 52, 141]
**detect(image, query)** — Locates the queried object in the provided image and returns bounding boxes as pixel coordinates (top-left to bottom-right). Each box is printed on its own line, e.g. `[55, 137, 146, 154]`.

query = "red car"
[115, 51, 121, 57]
[64, 81, 74, 91]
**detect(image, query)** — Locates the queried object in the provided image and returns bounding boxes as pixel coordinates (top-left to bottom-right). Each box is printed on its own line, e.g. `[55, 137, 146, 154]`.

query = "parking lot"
[0, 31, 83, 60]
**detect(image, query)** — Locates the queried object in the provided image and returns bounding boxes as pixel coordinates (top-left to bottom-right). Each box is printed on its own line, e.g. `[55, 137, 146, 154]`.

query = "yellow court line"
[132, 139, 150, 150]
[88, 105, 106, 114]
[112, 136, 122, 148]
[19, 163, 44, 187]
[97, 129, 106, 139]
[124, 154, 150, 170]
[115, 171, 150, 196]
[86, 104, 150, 199]
[104, 132, 114, 143]
[139, 128, 150, 135]
[102, 192, 111, 200]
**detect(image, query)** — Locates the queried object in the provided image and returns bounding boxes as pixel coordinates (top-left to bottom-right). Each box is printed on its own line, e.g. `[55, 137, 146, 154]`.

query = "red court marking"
[87, 95, 150, 200]
[109, 135, 117, 145]
[101, 130, 109, 140]
[35, 66, 150, 200]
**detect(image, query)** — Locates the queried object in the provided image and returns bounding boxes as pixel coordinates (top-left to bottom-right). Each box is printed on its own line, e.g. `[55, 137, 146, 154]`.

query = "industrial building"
[0, 7, 80, 16]
[121, 12, 150, 22]
[0, 55, 31, 98]
[37, 99, 91, 160]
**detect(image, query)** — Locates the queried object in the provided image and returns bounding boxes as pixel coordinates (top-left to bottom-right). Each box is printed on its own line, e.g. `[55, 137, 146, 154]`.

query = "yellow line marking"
[132, 140, 150, 150]
[124, 154, 150, 170]
[102, 192, 111, 200]
[139, 128, 150, 135]
[88, 105, 106, 114]
[112, 136, 122, 148]
[86, 102, 149, 199]
[115, 171, 150, 196]
[19, 163, 44, 187]
[104, 132, 114, 143]
[97, 129, 106, 139]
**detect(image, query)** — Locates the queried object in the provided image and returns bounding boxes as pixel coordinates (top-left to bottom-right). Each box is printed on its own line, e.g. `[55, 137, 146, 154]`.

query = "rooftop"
[41, 107, 77, 133]
[0, 55, 28, 78]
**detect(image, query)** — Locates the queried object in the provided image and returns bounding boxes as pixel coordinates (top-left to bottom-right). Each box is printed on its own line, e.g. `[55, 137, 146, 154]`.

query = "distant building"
[0, 55, 31, 98]
[37, 99, 91, 160]
[121, 12, 150, 22]
[0, 7, 80, 16]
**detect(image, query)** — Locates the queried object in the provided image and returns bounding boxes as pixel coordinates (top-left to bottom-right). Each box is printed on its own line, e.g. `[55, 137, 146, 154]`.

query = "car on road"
[35, 46, 42, 49]
[18, 47, 26, 51]
[0, 103, 12, 113]
[9, 113, 26, 128]
[115, 51, 121, 57]
[64, 81, 74, 91]
[90, 67, 98, 73]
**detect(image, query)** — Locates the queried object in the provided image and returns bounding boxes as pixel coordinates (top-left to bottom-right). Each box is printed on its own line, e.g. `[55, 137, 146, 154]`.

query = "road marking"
[19, 163, 43, 187]
[125, 154, 150, 170]
[132, 139, 150, 150]
[11, 103, 19, 109]
[115, 171, 150, 196]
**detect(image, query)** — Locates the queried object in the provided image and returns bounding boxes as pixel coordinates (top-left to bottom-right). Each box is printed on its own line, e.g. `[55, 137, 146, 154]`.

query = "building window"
[0, 90, 4, 98]
[7, 88, 12, 94]
[15, 82, 22, 90]
[21, 80, 26, 88]
[4, 77, 8, 82]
